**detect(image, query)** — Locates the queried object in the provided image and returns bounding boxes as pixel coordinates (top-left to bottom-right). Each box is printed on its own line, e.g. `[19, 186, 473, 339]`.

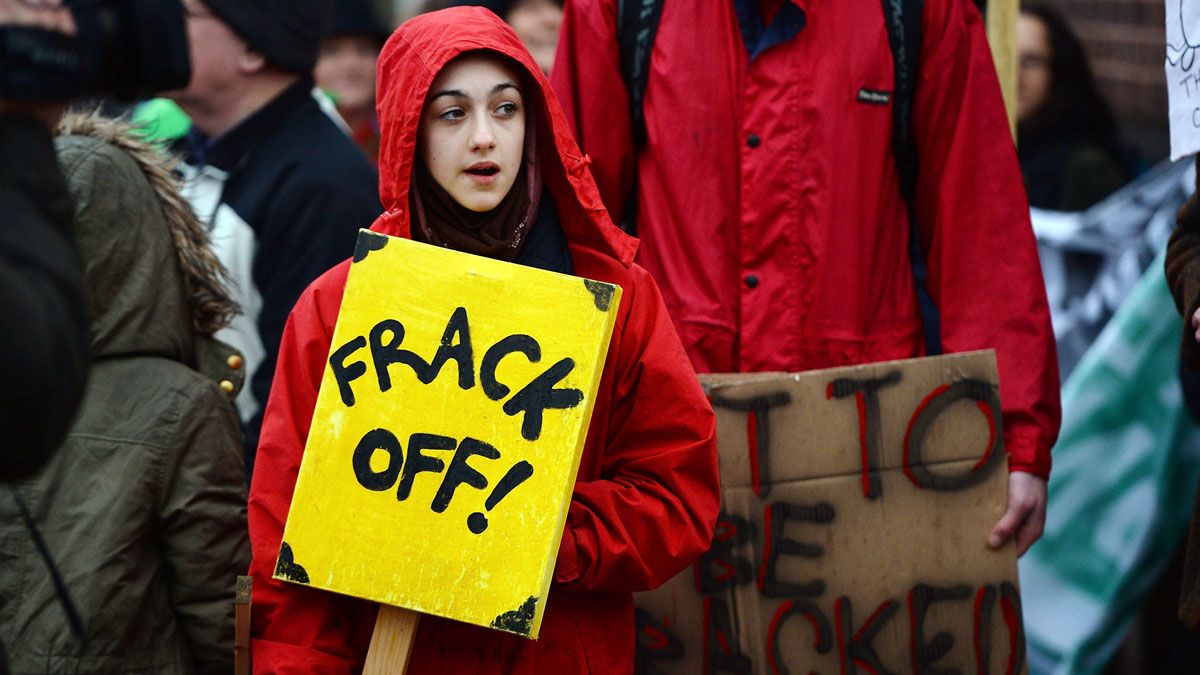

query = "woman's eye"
[496, 102, 519, 117]
[439, 108, 465, 121]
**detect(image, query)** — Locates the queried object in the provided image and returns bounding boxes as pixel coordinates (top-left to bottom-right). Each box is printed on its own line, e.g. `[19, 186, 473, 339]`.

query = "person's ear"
[239, 48, 267, 74]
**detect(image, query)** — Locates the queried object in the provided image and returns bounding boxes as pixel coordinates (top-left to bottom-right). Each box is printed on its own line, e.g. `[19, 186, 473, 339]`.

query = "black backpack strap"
[8, 487, 87, 642]
[618, 0, 664, 148]
[616, 0, 664, 236]
[882, 0, 940, 355]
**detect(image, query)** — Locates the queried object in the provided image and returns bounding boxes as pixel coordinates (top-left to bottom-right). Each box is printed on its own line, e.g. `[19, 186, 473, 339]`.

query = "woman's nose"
[470, 117, 497, 151]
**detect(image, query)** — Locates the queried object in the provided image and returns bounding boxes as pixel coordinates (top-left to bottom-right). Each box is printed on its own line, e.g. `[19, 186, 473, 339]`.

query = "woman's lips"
[464, 162, 501, 184]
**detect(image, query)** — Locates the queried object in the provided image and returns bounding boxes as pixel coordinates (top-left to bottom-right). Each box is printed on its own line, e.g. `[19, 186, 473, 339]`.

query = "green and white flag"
[1021, 251, 1200, 674]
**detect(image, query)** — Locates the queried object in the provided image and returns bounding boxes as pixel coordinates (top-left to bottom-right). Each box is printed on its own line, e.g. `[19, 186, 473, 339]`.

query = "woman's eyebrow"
[428, 83, 519, 102]
[429, 89, 468, 101]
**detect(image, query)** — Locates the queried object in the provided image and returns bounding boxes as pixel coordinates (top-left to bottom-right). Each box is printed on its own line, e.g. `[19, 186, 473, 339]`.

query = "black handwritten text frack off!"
[327, 306, 584, 533]
[633, 353, 1028, 675]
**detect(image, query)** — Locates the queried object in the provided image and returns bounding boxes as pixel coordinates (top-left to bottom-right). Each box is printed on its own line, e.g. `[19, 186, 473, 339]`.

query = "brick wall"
[1043, 0, 1169, 160]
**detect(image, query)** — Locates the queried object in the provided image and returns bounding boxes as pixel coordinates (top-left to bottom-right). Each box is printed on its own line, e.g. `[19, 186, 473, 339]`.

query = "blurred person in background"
[0, 113, 250, 674]
[0, 0, 89, 481]
[1018, 2, 1137, 212]
[315, 0, 391, 165]
[166, 0, 381, 472]
[445, 0, 562, 74]
[554, 0, 1060, 555]
[1168, 161, 1200, 633]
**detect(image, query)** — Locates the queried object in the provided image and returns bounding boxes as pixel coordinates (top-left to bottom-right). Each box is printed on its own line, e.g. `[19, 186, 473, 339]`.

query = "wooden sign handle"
[363, 605, 421, 674]
[234, 575, 252, 675]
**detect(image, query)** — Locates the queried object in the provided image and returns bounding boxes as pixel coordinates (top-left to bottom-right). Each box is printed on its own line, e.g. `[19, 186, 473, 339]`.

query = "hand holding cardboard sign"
[988, 471, 1048, 556]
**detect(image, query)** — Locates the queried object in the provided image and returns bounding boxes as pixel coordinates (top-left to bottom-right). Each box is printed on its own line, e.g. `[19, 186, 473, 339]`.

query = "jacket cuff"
[1004, 432, 1052, 479]
[554, 523, 581, 585]
[250, 637, 359, 674]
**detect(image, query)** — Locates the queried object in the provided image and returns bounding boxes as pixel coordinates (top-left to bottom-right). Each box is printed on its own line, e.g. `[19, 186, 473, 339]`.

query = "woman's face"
[315, 35, 380, 119]
[507, 0, 562, 75]
[1018, 14, 1053, 122]
[419, 54, 526, 213]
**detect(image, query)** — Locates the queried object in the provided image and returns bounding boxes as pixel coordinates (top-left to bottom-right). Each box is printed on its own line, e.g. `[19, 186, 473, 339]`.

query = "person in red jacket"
[246, 7, 720, 673]
[552, 0, 1061, 555]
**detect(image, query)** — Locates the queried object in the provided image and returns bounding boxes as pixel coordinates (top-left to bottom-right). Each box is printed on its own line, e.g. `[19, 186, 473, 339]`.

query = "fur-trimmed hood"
[54, 114, 241, 387]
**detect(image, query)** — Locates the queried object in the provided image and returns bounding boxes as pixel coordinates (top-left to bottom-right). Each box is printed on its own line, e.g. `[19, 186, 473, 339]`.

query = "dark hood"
[368, 7, 636, 267]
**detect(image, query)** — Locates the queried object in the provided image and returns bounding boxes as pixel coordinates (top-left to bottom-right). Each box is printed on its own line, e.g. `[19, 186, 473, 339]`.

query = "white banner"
[1166, 0, 1200, 159]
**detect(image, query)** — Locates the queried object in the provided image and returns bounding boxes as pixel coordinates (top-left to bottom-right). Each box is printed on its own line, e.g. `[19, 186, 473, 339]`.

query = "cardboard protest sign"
[1167, 0, 1200, 159]
[277, 230, 621, 639]
[634, 351, 1026, 674]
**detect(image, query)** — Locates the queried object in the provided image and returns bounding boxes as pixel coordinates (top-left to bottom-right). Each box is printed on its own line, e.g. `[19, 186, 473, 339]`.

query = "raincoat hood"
[370, 7, 636, 266]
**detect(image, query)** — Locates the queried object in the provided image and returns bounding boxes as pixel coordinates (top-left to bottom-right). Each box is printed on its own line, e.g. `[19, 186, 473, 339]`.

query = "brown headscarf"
[409, 99, 542, 261]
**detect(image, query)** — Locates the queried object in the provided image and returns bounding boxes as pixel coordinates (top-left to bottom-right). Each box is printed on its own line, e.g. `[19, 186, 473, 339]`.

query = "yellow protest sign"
[276, 230, 621, 639]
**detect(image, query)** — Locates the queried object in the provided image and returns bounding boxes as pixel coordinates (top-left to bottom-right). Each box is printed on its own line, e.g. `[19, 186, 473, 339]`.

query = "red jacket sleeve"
[911, 0, 1061, 477]
[554, 264, 720, 592]
[551, 0, 633, 224]
[247, 265, 377, 675]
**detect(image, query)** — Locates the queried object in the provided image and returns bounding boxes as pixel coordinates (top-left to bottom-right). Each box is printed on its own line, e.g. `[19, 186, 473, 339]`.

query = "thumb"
[988, 505, 1026, 549]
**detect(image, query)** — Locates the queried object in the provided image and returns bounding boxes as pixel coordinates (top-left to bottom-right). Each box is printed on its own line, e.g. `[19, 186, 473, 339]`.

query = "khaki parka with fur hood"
[0, 116, 250, 674]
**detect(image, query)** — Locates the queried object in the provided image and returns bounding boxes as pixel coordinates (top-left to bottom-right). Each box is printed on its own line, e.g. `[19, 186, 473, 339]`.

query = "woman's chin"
[450, 181, 513, 213]
[459, 195, 504, 213]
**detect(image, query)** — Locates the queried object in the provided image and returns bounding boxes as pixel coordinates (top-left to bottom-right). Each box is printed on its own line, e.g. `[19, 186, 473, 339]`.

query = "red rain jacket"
[246, 8, 719, 674]
[552, 0, 1060, 476]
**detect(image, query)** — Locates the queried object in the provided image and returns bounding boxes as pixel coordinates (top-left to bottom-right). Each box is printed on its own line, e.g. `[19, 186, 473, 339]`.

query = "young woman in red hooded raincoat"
[245, 7, 721, 673]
